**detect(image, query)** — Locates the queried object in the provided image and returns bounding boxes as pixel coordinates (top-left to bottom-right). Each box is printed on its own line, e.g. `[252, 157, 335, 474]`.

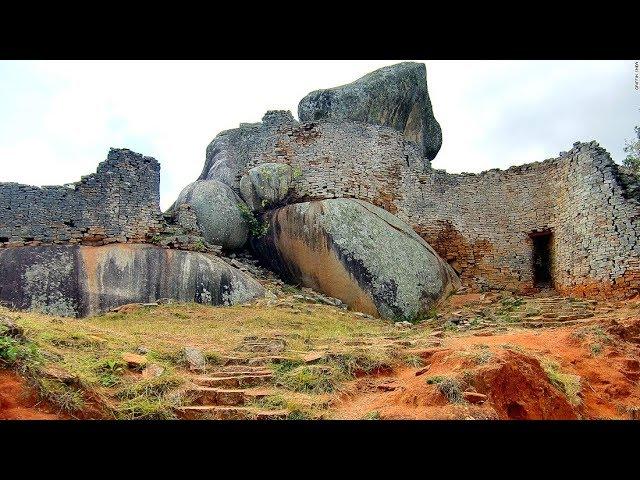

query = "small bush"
[95, 358, 126, 387]
[542, 359, 581, 406]
[0, 334, 38, 366]
[238, 203, 269, 238]
[426, 375, 445, 385]
[426, 375, 464, 403]
[327, 351, 393, 377]
[277, 365, 340, 394]
[404, 355, 425, 368]
[362, 411, 381, 420]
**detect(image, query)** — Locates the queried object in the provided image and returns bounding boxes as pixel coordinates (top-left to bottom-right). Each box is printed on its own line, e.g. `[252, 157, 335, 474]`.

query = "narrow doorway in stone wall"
[530, 230, 553, 288]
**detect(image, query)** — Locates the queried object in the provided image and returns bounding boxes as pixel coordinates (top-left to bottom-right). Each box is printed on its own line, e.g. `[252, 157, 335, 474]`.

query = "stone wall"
[202, 111, 425, 215]
[401, 143, 640, 298]
[224, 114, 639, 299]
[0, 148, 164, 248]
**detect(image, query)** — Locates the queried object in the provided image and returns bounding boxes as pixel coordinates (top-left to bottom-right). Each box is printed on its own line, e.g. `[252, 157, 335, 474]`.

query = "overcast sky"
[1, 60, 638, 209]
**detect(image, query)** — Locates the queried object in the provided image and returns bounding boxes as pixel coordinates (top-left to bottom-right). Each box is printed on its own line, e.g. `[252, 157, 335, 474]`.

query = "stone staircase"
[520, 296, 597, 323]
[176, 363, 288, 420]
[447, 293, 601, 330]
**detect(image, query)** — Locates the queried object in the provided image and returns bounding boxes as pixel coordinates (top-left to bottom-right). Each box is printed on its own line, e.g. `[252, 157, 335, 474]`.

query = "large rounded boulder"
[0, 244, 265, 317]
[251, 199, 460, 320]
[171, 180, 249, 250]
[298, 62, 442, 161]
[240, 163, 294, 211]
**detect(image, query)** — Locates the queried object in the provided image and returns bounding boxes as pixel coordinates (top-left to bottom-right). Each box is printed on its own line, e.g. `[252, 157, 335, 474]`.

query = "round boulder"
[240, 163, 293, 211]
[251, 198, 460, 320]
[0, 244, 266, 317]
[172, 180, 249, 250]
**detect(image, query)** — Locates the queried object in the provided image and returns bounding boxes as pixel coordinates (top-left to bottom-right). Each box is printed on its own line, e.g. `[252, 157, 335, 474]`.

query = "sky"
[0, 60, 638, 210]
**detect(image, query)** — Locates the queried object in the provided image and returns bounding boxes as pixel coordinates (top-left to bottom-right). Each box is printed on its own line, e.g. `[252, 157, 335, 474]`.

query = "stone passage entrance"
[530, 231, 553, 287]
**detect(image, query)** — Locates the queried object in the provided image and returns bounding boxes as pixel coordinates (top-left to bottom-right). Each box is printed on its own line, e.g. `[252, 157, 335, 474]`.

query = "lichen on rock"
[251, 198, 460, 320]
[298, 62, 442, 161]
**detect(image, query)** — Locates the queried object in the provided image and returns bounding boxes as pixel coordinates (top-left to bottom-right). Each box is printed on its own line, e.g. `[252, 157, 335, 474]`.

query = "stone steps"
[220, 355, 292, 366]
[175, 405, 288, 420]
[175, 360, 289, 420]
[204, 368, 272, 377]
[192, 373, 274, 388]
[185, 387, 272, 406]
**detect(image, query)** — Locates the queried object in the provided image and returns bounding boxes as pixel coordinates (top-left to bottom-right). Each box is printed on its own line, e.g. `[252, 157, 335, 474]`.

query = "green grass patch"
[276, 365, 340, 394]
[542, 359, 582, 406]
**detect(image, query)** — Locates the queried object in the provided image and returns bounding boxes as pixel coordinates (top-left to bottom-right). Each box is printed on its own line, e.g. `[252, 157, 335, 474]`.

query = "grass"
[326, 349, 395, 376]
[1, 324, 88, 414]
[276, 365, 341, 394]
[362, 411, 381, 420]
[1, 299, 416, 419]
[426, 375, 464, 403]
[541, 358, 582, 406]
[571, 325, 613, 357]
[590, 342, 603, 356]
[404, 355, 425, 368]
[498, 296, 525, 313]
[95, 357, 126, 387]
[249, 394, 318, 420]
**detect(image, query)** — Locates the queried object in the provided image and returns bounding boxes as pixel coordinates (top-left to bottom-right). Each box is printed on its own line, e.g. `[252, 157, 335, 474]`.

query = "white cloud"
[0, 60, 638, 209]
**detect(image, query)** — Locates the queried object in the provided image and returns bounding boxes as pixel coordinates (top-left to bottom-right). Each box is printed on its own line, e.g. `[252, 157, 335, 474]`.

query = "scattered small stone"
[303, 352, 325, 364]
[142, 363, 165, 378]
[377, 383, 399, 392]
[183, 346, 206, 371]
[473, 331, 494, 337]
[394, 321, 413, 328]
[415, 365, 431, 376]
[463, 391, 488, 404]
[41, 365, 79, 385]
[136, 345, 149, 355]
[430, 330, 445, 338]
[0, 316, 24, 339]
[122, 353, 148, 371]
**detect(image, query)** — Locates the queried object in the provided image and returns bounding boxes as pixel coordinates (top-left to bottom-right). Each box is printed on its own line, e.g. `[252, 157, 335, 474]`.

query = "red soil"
[0, 369, 67, 420]
[332, 311, 640, 420]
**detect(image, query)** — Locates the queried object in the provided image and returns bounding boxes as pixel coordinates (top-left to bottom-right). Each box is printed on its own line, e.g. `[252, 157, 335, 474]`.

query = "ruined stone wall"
[552, 146, 640, 298]
[399, 142, 640, 298]
[235, 115, 639, 299]
[0, 148, 163, 248]
[204, 112, 424, 214]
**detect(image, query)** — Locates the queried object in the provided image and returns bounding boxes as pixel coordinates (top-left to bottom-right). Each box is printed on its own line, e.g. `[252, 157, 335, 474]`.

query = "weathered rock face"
[239, 163, 294, 211]
[170, 180, 249, 250]
[298, 62, 442, 161]
[199, 111, 297, 190]
[0, 148, 163, 249]
[251, 198, 460, 320]
[0, 244, 265, 317]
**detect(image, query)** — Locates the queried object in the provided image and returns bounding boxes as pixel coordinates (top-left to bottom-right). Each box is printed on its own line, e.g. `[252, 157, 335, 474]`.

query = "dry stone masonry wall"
[0, 148, 164, 248]
[214, 113, 639, 299]
[2, 61, 638, 308]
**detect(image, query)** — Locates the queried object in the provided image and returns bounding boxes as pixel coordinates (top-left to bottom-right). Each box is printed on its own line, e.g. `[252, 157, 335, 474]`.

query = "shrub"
[238, 203, 269, 238]
[542, 359, 582, 406]
[277, 365, 340, 393]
